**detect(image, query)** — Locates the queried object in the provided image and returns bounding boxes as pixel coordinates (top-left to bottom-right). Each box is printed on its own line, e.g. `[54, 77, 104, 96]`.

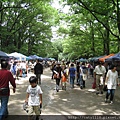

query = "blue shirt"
[69, 67, 76, 77]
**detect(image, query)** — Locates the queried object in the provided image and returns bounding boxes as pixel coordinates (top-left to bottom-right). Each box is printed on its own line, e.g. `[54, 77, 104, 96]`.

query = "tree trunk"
[103, 0, 110, 55]
[90, 21, 95, 56]
[103, 26, 110, 55]
[28, 38, 32, 55]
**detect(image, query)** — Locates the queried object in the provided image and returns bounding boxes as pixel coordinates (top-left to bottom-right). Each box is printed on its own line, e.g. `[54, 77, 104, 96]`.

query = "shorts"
[27, 105, 40, 115]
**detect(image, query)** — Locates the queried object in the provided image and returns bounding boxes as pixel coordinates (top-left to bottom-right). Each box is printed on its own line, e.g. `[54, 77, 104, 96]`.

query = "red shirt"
[0, 69, 16, 96]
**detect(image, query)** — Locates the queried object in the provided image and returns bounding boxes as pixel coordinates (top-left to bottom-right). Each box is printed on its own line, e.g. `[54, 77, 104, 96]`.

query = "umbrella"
[29, 55, 43, 60]
[0, 51, 9, 57]
[79, 58, 87, 62]
[105, 52, 120, 61]
[8, 52, 27, 61]
[99, 54, 115, 62]
[26, 56, 32, 60]
[0, 51, 9, 59]
[43, 58, 51, 61]
[49, 58, 56, 61]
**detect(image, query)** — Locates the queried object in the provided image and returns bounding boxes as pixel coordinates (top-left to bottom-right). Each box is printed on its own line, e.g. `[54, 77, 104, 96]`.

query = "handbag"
[62, 75, 67, 82]
[103, 85, 108, 91]
[53, 73, 57, 79]
[53, 73, 59, 79]
[92, 78, 96, 89]
[83, 74, 87, 81]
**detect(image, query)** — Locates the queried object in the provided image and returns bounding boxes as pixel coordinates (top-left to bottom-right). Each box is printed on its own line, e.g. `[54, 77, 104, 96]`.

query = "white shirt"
[20, 62, 26, 69]
[80, 66, 88, 75]
[80, 66, 88, 80]
[94, 65, 106, 75]
[27, 85, 43, 106]
[106, 70, 118, 89]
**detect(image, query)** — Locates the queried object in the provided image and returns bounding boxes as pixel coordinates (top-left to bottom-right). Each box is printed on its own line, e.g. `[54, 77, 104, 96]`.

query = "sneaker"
[80, 86, 83, 89]
[110, 101, 113, 104]
[56, 89, 59, 92]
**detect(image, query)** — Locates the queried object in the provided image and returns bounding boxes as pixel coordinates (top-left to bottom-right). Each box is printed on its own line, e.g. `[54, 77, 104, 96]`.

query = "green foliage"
[1, 0, 120, 60]
[56, 0, 120, 60]
[0, 0, 58, 57]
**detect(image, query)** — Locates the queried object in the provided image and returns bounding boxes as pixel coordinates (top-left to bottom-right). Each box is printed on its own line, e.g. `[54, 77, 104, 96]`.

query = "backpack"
[82, 67, 87, 74]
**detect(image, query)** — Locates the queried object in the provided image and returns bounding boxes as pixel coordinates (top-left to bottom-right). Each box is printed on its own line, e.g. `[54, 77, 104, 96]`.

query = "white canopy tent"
[8, 52, 27, 61]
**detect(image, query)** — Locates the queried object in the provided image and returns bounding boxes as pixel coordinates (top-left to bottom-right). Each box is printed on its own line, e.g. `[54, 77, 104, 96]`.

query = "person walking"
[89, 63, 94, 77]
[34, 59, 43, 85]
[25, 76, 43, 120]
[0, 59, 16, 120]
[10, 61, 17, 77]
[50, 61, 56, 79]
[76, 61, 80, 85]
[68, 63, 76, 89]
[105, 65, 118, 104]
[79, 62, 88, 89]
[53, 62, 62, 92]
[94, 61, 106, 95]
[61, 68, 68, 90]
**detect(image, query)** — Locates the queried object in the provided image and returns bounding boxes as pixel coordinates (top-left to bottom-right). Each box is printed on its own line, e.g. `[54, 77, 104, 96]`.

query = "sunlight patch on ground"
[42, 75, 51, 79]
[74, 87, 81, 90]
[112, 112, 120, 115]
[101, 102, 109, 106]
[62, 99, 68, 101]
[87, 106, 97, 110]
[94, 109, 106, 115]
[15, 80, 24, 84]
[8, 99, 24, 105]
[70, 110, 86, 115]
[88, 89, 96, 92]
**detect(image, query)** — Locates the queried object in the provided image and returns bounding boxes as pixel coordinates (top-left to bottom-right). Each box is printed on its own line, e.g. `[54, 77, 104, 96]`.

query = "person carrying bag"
[0, 59, 16, 120]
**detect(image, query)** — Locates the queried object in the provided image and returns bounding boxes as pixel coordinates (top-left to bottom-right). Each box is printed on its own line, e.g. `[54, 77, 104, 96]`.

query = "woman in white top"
[105, 65, 118, 104]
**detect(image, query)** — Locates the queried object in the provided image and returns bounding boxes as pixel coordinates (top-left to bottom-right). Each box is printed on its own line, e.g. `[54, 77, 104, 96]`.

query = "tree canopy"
[57, 0, 120, 60]
[0, 0, 59, 57]
[0, 0, 120, 60]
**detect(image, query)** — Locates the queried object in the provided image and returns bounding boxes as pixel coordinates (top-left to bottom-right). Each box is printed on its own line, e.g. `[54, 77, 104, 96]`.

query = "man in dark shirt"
[54, 62, 62, 92]
[0, 59, 16, 120]
[76, 62, 80, 85]
[34, 59, 43, 84]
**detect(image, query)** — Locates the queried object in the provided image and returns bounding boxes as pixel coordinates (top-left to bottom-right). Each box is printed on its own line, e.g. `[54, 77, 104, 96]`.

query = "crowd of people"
[0, 58, 119, 120]
[7, 59, 48, 80]
[50, 60, 119, 105]
[50, 60, 91, 92]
